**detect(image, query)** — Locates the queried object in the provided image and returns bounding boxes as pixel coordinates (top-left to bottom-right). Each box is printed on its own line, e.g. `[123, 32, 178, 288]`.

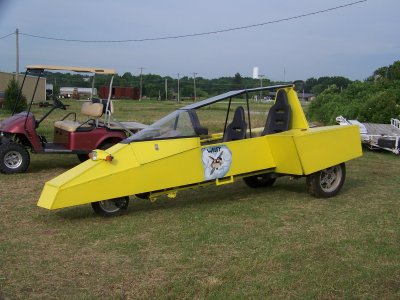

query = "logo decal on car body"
[201, 145, 232, 180]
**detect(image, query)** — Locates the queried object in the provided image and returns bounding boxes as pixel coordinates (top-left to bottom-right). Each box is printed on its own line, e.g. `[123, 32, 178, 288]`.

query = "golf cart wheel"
[0, 142, 30, 174]
[243, 173, 276, 188]
[306, 163, 346, 198]
[91, 196, 129, 217]
[77, 154, 89, 162]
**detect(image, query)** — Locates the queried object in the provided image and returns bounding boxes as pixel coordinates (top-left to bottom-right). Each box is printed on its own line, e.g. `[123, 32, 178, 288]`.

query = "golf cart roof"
[26, 65, 117, 75]
[181, 84, 293, 110]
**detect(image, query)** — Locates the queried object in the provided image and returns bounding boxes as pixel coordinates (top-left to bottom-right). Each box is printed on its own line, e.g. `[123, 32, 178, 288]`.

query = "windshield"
[126, 109, 197, 142]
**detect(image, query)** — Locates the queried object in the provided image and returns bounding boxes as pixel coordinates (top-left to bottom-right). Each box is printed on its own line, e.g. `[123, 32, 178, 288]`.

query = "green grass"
[0, 100, 399, 299]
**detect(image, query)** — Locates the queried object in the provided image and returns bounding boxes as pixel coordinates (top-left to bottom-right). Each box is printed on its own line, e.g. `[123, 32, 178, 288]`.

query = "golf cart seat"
[92, 99, 148, 132]
[92, 98, 114, 115]
[54, 102, 104, 132]
[262, 89, 291, 135]
[223, 106, 247, 142]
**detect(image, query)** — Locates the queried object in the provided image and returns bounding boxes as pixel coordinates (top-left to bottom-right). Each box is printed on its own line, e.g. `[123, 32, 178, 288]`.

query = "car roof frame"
[179, 84, 293, 139]
[179, 84, 293, 111]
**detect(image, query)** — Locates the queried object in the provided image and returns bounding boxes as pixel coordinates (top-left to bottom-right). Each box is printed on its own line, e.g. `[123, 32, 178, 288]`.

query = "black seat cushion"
[262, 89, 291, 135]
[224, 106, 247, 142]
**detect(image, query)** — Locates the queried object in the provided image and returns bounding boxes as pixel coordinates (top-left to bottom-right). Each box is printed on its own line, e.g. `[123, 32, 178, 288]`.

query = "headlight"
[89, 150, 113, 162]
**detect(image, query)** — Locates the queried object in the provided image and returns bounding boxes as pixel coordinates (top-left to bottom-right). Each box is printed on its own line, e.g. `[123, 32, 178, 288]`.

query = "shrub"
[4, 78, 27, 113]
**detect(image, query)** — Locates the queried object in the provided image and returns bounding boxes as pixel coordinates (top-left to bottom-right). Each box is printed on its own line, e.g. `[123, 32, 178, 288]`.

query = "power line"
[0, 32, 15, 40]
[11, 0, 366, 43]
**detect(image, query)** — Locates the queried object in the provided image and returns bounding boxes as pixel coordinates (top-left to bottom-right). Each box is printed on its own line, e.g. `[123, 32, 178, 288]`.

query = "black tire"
[99, 142, 116, 151]
[91, 196, 129, 217]
[135, 192, 150, 199]
[0, 143, 30, 174]
[77, 154, 89, 162]
[306, 163, 346, 198]
[243, 173, 276, 188]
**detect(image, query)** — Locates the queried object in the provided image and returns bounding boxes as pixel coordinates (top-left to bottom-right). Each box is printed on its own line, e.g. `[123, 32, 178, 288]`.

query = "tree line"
[6, 61, 399, 124]
[307, 61, 400, 124]
[42, 70, 353, 100]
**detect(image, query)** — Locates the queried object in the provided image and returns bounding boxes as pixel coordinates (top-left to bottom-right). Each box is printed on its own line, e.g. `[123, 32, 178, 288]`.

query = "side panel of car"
[294, 125, 362, 175]
[53, 127, 126, 150]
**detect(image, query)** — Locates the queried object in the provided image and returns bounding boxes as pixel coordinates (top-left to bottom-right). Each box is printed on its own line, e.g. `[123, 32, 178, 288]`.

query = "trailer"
[337, 116, 400, 155]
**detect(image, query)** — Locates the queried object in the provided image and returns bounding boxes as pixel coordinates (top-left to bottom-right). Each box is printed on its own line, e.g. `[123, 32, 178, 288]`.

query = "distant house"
[297, 92, 315, 102]
[265, 91, 315, 102]
[0, 71, 46, 102]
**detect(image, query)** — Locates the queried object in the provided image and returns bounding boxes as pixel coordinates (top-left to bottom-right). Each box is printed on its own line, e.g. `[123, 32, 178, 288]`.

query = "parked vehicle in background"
[337, 116, 400, 155]
[0, 65, 147, 174]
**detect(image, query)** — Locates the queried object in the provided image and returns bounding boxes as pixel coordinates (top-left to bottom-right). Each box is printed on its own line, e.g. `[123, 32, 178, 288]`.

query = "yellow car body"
[38, 85, 362, 216]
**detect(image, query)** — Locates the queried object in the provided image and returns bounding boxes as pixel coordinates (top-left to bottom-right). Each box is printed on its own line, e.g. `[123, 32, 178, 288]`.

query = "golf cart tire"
[91, 196, 129, 217]
[77, 154, 89, 162]
[0, 142, 30, 174]
[306, 163, 346, 198]
[243, 173, 276, 188]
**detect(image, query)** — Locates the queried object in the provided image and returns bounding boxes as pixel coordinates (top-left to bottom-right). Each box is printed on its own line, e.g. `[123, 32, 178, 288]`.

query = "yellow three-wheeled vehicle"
[38, 85, 362, 216]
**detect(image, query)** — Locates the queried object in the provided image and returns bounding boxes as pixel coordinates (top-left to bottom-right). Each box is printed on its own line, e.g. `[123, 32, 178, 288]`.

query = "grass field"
[0, 99, 399, 299]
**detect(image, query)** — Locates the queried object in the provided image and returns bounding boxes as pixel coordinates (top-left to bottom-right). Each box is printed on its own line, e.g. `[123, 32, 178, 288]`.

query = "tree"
[388, 60, 400, 80]
[232, 72, 243, 90]
[4, 78, 27, 113]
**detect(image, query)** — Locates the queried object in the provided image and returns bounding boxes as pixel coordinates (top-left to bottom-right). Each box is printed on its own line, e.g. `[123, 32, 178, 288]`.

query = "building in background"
[0, 71, 46, 102]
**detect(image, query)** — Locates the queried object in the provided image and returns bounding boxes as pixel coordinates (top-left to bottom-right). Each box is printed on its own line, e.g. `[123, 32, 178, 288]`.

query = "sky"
[0, 0, 399, 81]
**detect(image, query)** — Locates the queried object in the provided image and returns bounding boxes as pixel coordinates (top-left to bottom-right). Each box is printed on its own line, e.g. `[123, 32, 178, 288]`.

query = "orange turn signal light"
[89, 150, 113, 162]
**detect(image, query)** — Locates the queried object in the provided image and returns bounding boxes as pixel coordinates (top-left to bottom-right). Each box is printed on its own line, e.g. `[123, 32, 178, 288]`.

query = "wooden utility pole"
[259, 74, 264, 100]
[16, 28, 19, 83]
[165, 78, 168, 101]
[192, 72, 197, 101]
[177, 73, 180, 102]
[139, 67, 145, 101]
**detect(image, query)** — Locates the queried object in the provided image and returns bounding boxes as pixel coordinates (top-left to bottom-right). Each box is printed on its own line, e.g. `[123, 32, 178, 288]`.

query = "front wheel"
[243, 173, 276, 188]
[91, 196, 129, 217]
[306, 163, 346, 198]
[0, 142, 30, 174]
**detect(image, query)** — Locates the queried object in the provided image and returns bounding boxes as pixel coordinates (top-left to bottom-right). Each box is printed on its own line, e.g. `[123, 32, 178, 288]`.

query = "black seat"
[262, 89, 291, 135]
[223, 106, 247, 142]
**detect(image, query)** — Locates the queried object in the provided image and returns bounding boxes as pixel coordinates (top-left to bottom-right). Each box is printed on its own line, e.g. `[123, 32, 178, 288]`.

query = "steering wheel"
[53, 97, 67, 110]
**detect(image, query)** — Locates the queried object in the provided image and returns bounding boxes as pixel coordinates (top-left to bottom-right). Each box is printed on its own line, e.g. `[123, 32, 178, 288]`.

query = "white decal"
[202, 145, 232, 180]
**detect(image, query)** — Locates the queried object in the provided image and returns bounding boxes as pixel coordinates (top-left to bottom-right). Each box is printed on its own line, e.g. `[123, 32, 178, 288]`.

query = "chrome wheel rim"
[319, 165, 342, 192]
[4, 150, 23, 169]
[98, 198, 128, 213]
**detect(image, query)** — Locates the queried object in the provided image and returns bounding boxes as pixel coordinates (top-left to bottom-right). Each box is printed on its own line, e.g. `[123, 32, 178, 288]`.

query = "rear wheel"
[306, 163, 346, 198]
[243, 173, 276, 188]
[0, 143, 30, 174]
[91, 196, 129, 217]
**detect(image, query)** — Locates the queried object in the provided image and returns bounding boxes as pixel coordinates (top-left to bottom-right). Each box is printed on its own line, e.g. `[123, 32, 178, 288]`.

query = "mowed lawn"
[0, 99, 399, 299]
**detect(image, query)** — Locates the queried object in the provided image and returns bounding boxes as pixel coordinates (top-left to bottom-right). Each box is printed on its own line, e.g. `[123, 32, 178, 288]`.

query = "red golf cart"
[0, 65, 146, 174]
